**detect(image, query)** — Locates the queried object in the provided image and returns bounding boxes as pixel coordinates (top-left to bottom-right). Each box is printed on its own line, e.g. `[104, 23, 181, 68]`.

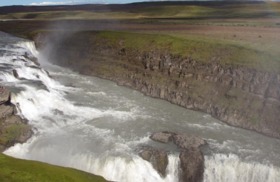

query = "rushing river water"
[1, 32, 280, 182]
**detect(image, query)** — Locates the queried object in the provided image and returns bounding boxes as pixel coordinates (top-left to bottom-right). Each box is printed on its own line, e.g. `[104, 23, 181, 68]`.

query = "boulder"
[139, 146, 168, 177]
[150, 131, 174, 143]
[149, 131, 206, 182]
[173, 134, 206, 149]
[0, 86, 10, 104]
[150, 131, 206, 149]
[179, 148, 204, 182]
[12, 69, 20, 79]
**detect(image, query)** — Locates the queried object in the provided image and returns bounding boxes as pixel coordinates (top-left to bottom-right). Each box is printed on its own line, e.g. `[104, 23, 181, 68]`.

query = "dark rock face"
[0, 86, 32, 151]
[179, 148, 204, 182]
[139, 146, 168, 177]
[145, 132, 206, 181]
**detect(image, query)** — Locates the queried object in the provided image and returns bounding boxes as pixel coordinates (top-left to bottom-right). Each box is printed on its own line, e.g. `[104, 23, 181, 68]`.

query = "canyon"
[37, 31, 280, 139]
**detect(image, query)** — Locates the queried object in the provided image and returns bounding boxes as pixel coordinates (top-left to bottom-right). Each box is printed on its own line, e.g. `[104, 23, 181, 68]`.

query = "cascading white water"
[0, 33, 179, 182]
[1, 32, 280, 182]
[204, 154, 280, 182]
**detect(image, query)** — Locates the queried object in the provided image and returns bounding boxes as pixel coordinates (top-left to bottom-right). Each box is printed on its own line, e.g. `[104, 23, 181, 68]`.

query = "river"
[0, 32, 280, 182]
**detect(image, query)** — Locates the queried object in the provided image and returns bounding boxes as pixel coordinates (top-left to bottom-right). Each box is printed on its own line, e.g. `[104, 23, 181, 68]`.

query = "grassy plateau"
[0, 1, 280, 72]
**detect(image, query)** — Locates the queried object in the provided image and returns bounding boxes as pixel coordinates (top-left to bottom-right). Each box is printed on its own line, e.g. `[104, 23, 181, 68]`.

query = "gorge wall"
[38, 31, 280, 139]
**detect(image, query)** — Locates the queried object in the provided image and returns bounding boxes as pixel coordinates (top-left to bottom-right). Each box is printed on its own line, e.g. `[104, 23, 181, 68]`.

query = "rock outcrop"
[150, 131, 174, 143]
[38, 31, 280, 138]
[0, 86, 32, 152]
[0, 86, 10, 104]
[150, 131, 206, 149]
[139, 146, 169, 177]
[173, 133, 206, 150]
[179, 147, 204, 182]
[140, 132, 206, 181]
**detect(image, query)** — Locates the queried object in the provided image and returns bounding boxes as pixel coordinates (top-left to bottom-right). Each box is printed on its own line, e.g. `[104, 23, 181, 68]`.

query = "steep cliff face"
[39, 31, 280, 138]
[0, 86, 32, 152]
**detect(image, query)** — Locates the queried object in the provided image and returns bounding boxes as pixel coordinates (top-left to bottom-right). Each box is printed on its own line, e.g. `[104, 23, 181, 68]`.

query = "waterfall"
[204, 153, 280, 182]
[1, 33, 280, 182]
[0, 35, 180, 182]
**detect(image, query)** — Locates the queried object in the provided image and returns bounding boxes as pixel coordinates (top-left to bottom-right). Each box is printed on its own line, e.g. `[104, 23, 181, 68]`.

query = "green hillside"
[0, 154, 106, 182]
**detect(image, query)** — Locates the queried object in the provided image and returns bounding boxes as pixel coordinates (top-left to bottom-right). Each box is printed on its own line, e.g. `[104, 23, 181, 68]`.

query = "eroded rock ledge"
[0, 86, 32, 152]
[139, 131, 206, 182]
[38, 31, 280, 138]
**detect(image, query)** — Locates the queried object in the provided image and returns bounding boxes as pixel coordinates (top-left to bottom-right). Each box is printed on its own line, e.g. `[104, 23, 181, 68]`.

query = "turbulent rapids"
[1, 32, 280, 182]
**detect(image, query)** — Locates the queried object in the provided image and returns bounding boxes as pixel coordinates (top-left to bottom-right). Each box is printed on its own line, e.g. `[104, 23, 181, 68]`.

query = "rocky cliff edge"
[0, 86, 32, 152]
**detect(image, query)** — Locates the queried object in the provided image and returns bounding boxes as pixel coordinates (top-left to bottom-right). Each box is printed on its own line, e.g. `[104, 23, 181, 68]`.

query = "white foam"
[204, 153, 280, 182]
[16, 41, 39, 57]
[41, 153, 180, 182]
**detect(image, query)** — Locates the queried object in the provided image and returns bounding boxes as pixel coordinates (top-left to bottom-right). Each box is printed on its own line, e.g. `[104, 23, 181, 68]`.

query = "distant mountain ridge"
[0, 1, 268, 15]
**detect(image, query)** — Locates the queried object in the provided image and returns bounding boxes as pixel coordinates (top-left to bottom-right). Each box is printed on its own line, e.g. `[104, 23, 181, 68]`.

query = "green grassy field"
[0, 22, 279, 72]
[91, 31, 280, 72]
[0, 2, 279, 21]
[0, 154, 106, 182]
[0, 2, 279, 69]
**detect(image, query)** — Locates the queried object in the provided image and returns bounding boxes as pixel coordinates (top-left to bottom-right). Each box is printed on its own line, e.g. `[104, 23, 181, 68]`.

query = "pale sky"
[0, 0, 278, 7]
[0, 0, 137, 6]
